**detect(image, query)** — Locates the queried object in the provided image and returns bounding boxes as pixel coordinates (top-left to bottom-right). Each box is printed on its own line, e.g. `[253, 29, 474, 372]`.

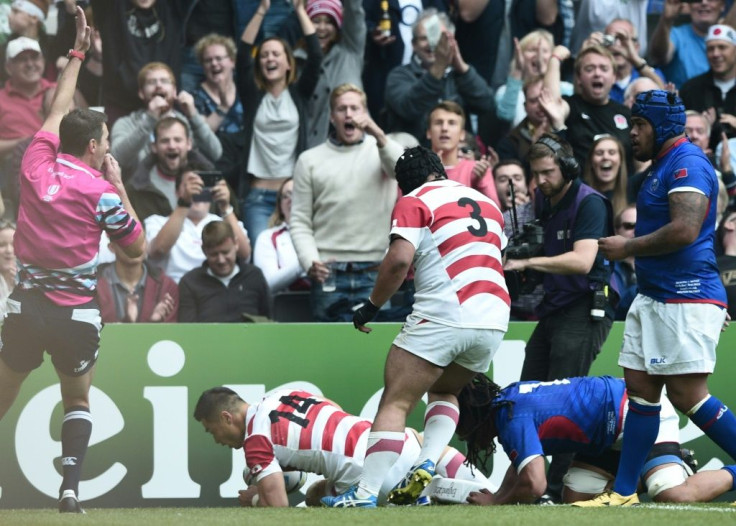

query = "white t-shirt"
[144, 214, 247, 283]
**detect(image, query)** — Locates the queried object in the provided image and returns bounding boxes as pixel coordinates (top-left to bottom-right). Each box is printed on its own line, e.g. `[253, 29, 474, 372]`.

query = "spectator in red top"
[97, 235, 179, 323]
[0, 37, 55, 161]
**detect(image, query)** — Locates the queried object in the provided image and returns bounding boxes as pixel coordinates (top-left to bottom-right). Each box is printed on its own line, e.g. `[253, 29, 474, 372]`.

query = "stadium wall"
[0, 322, 733, 508]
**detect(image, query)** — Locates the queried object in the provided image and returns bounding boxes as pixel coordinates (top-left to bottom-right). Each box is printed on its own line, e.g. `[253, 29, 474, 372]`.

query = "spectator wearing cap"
[279, 0, 365, 148]
[1, 0, 54, 83]
[0, 36, 55, 160]
[680, 24, 736, 152]
[648, 0, 725, 89]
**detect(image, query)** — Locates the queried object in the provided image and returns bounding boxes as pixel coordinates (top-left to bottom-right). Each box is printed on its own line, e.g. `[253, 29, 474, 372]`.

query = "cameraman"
[503, 133, 615, 502]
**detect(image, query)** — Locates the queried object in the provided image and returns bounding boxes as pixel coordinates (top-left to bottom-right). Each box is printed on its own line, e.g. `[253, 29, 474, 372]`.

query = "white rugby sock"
[417, 401, 460, 466]
[357, 431, 405, 497]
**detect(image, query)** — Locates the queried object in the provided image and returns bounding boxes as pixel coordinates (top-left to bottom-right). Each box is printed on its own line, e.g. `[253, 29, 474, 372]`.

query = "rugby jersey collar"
[56, 153, 101, 179]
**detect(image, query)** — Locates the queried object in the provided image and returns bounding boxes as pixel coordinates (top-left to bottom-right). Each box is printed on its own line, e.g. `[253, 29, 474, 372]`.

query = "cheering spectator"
[111, 61, 222, 180]
[426, 100, 499, 204]
[90, 0, 188, 125]
[0, 0, 53, 83]
[290, 84, 403, 322]
[97, 235, 178, 323]
[236, 0, 322, 247]
[146, 169, 250, 283]
[582, 135, 629, 217]
[648, 0, 725, 89]
[383, 9, 494, 144]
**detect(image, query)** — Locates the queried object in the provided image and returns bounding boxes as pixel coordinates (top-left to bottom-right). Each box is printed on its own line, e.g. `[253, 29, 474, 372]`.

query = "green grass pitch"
[1, 503, 735, 526]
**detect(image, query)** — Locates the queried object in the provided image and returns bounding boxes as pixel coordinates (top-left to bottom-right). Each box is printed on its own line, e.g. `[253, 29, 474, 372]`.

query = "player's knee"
[646, 464, 690, 501]
[563, 466, 610, 495]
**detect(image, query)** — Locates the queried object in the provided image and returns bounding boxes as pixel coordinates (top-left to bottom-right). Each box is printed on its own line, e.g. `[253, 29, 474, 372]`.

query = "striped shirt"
[391, 179, 510, 329]
[243, 390, 373, 484]
[15, 131, 141, 306]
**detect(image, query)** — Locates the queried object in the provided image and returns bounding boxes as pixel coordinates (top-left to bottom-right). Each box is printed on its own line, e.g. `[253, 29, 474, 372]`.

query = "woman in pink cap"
[301, 0, 366, 148]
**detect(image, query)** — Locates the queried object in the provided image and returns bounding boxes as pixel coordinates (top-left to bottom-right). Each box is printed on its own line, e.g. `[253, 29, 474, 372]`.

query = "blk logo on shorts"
[650, 357, 666, 365]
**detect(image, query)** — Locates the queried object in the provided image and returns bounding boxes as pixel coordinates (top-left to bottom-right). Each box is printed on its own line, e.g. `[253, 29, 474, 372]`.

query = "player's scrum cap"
[6, 36, 42, 62]
[706, 24, 736, 46]
[632, 90, 686, 152]
[306, 0, 343, 29]
[395, 145, 446, 195]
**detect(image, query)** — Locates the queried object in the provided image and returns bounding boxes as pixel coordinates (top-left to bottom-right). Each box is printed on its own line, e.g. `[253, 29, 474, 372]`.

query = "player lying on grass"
[457, 374, 736, 505]
[194, 386, 492, 506]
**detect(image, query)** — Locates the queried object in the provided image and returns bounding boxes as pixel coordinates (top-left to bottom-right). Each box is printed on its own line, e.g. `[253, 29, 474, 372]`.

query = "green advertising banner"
[0, 322, 733, 508]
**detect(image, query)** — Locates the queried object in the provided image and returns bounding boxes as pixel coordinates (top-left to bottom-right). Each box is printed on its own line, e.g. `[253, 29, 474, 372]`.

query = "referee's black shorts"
[0, 288, 101, 377]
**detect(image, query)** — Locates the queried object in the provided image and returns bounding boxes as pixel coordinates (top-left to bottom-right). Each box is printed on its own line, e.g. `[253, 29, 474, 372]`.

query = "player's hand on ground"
[467, 488, 496, 505]
[238, 486, 259, 507]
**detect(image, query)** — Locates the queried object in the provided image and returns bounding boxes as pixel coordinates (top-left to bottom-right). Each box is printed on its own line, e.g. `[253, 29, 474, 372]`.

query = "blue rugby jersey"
[494, 376, 626, 469]
[635, 138, 726, 306]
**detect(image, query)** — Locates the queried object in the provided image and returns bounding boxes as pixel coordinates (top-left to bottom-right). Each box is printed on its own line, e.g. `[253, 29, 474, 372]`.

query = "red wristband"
[67, 49, 85, 61]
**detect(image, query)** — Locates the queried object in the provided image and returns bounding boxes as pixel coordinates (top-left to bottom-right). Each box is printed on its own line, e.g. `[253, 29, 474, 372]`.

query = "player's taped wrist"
[353, 299, 380, 328]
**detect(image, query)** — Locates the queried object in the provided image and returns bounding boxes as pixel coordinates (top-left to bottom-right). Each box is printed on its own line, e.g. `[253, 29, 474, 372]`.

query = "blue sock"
[689, 396, 736, 462]
[722, 465, 736, 491]
[613, 399, 661, 496]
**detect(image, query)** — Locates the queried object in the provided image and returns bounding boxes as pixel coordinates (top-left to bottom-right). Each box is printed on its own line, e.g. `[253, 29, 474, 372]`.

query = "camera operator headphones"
[537, 136, 580, 181]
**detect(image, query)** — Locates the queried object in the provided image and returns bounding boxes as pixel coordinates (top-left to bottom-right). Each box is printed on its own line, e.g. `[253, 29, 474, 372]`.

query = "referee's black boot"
[59, 490, 86, 514]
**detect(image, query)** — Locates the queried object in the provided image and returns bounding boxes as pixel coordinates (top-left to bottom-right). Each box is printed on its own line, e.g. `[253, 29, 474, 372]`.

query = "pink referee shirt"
[15, 131, 141, 306]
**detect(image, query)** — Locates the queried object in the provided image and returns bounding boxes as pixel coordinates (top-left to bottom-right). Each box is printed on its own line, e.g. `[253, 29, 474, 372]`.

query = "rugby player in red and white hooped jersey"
[193, 386, 492, 507]
[323, 145, 510, 507]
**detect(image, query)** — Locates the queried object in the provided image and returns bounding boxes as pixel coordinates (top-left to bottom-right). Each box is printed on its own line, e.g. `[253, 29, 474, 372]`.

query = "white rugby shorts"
[619, 295, 725, 375]
[393, 313, 505, 373]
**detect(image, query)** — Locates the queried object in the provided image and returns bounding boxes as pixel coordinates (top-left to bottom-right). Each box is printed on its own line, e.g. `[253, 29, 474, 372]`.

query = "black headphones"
[537, 136, 580, 181]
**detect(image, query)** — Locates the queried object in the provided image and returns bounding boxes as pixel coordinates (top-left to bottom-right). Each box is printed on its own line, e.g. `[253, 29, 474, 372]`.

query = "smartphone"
[192, 171, 223, 202]
[197, 171, 223, 188]
[424, 14, 442, 51]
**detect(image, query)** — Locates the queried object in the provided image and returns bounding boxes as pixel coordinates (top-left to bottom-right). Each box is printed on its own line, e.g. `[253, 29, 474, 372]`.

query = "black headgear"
[394, 146, 447, 195]
[536, 135, 580, 181]
[631, 89, 686, 152]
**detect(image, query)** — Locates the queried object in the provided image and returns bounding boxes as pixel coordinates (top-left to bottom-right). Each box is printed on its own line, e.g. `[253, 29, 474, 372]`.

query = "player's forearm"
[624, 223, 695, 257]
[370, 246, 412, 306]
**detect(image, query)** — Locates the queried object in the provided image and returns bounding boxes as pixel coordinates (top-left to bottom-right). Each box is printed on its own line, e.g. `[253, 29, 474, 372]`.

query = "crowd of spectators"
[1, 0, 736, 323]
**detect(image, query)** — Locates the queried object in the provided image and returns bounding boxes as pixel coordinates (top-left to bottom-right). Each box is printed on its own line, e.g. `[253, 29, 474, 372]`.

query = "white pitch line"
[638, 503, 736, 513]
